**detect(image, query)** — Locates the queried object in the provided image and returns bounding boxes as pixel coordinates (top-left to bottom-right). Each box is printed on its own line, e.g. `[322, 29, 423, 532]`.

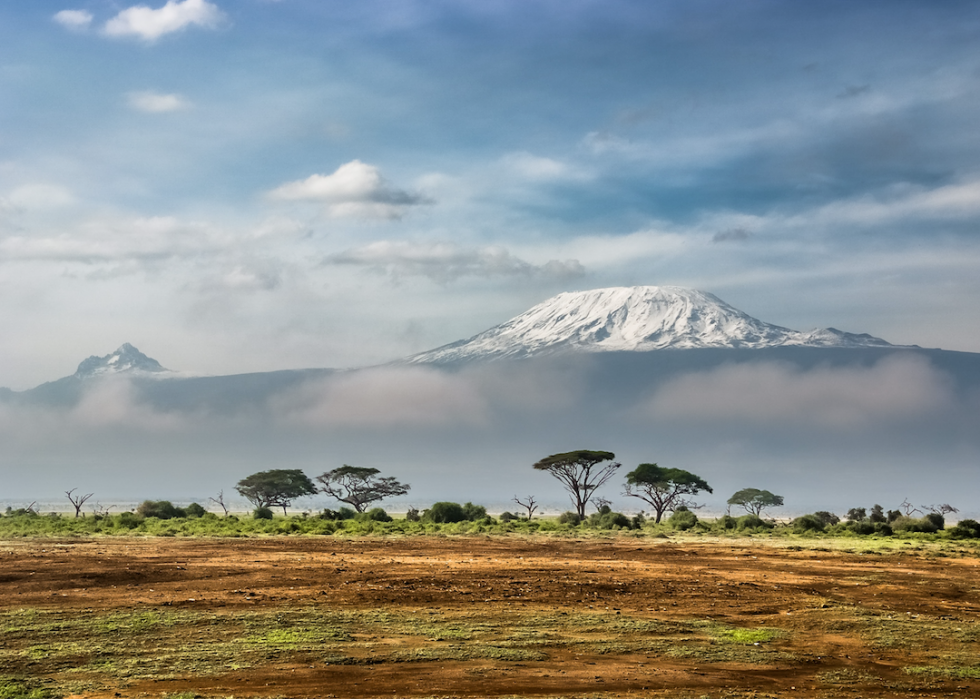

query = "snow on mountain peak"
[74, 343, 169, 378]
[408, 285, 894, 363]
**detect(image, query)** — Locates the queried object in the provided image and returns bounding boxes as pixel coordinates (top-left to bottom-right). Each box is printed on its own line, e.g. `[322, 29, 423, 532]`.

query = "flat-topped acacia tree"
[235, 469, 317, 515]
[623, 463, 712, 523]
[727, 488, 784, 517]
[316, 465, 411, 513]
[533, 450, 620, 518]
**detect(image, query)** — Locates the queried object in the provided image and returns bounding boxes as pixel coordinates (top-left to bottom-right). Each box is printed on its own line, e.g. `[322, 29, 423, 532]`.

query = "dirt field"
[2, 535, 979, 698]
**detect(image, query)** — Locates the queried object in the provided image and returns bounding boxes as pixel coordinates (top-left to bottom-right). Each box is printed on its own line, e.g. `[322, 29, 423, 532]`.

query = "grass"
[0, 604, 806, 694]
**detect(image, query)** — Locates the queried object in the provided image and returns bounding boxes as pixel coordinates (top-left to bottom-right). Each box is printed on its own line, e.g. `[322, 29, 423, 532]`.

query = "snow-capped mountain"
[73, 343, 169, 378]
[408, 286, 896, 363]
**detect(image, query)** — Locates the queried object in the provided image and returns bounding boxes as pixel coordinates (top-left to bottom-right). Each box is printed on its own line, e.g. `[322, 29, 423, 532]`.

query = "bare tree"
[91, 502, 114, 517]
[925, 503, 959, 516]
[65, 489, 94, 518]
[208, 490, 230, 517]
[899, 499, 922, 516]
[513, 495, 538, 520]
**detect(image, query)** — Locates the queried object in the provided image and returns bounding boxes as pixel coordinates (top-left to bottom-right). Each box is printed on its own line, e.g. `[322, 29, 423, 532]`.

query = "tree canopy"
[624, 463, 712, 523]
[727, 488, 784, 517]
[533, 450, 620, 518]
[315, 465, 410, 513]
[235, 469, 316, 515]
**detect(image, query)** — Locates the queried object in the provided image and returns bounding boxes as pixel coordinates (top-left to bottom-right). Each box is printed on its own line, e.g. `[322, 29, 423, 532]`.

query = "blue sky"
[3, 0, 980, 388]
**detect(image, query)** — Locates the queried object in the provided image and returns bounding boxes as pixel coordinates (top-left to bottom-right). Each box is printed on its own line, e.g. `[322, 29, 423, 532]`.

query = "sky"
[1, 0, 980, 390]
[3, 1, 980, 513]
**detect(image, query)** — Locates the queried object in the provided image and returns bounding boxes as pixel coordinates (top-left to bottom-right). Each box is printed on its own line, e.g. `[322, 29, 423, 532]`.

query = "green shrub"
[183, 502, 206, 518]
[892, 515, 939, 533]
[668, 508, 699, 531]
[424, 502, 466, 523]
[115, 512, 140, 530]
[499, 511, 518, 522]
[557, 511, 581, 525]
[793, 514, 826, 533]
[949, 519, 980, 539]
[320, 507, 356, 521]
[358, 507, 392, 522]
[462, 502, 487, 521]
[405, 507, 421, 522]
[252, 507, 274, 520]
[925, 512, 945, 530]
[591, 511, 631, 529]
[136, 500, 183, 519]
[736, 514, 773, 530]
[717, 514, 737, 530]
[813, 511, 840, 526]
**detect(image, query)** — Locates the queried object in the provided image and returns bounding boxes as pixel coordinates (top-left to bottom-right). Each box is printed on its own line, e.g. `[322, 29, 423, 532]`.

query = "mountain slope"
[408, 286, 897, 363]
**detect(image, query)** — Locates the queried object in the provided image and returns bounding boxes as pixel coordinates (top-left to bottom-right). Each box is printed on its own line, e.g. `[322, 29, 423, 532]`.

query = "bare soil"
[2, 535, 979, 698]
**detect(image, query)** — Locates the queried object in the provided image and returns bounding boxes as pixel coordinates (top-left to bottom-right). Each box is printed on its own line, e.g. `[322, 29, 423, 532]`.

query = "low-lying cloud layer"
[3, 350, 978, 512]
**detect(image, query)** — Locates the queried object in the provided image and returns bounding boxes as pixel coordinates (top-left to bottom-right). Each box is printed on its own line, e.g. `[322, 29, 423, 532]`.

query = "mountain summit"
[74, 343, 169, 378]
[408, 286, 895, 363]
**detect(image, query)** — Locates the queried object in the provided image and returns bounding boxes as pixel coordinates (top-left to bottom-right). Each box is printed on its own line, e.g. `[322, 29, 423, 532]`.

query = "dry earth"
[2, 535, 979, 698]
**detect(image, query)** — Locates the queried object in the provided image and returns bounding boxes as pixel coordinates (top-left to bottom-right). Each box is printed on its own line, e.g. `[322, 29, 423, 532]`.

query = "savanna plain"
[2, 531, 980, 699]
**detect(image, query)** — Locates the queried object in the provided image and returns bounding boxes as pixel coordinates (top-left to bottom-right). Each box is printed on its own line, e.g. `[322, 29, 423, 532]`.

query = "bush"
[320, 507, 356, 521]
[925, 512, 945, 530]
[668, 509, 699, 531]
[590, 511, 631, 529]
[717, 514, 738, 530]
[115, 512, 140, 529]
[358, 507, 392, 522]
[844, 520, 876, 535]
[892, 515, 939, 533]
[462, 502, 487, 521]
[557, 511, 582, 525]
[424, 502, 466, 523]
[846, 507, 867, 522]
[136, 500, 184, 519]
[183, 503, 206, 518]
[813, 511, 840, 526]
[499, 511, 518, 522]
[949, 519, 980, 539]
[252, 507, 274, 520]
[736, 514, 773, 530]
[793, 514, 826, 533]
[631, 513, 646, 529]
[405, 507, 421, 522]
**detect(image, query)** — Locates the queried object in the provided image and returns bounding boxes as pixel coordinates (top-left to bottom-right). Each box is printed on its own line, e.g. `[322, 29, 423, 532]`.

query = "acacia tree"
[533, 450, 620, 518]
[623, 463, 712, 523]
[315, 466, 410, 513]
[235, 469, 317, 515]
[727, 488, 784, 517]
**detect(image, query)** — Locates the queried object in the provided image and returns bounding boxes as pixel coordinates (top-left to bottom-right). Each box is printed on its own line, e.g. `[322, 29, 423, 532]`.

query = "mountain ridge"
[407, 286, 899, 364]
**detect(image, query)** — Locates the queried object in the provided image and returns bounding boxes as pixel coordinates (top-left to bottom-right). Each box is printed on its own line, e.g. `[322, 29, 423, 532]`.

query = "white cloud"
[645, 354, 955, 430]
[7, 184, 75, 210]
[104, 0, 225, 41]
[273, 367, 488, 428]
[0, 215, 229, 263]
[53, 9, 93, 31]
[268, 160, 429, 220]
[126, 91, 192, 113]
[500, 152, 582, 180]
[327, 240, 584, 282]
